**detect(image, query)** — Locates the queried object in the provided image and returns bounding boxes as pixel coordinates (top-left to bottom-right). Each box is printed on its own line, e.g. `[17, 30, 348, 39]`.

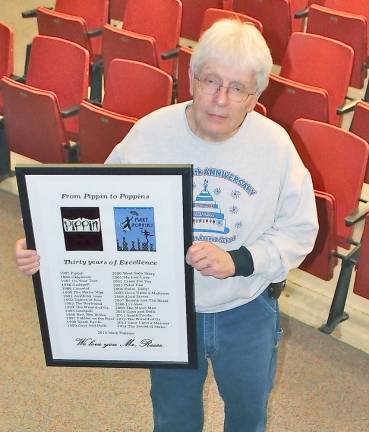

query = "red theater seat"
[300, 191, 338, 281]
[291, 118, 369, 249]
[0, 21, 13, 115]
[260, 32, 353, 129]
[232, 0, 307, 64]
[25, 35, 89, 141]
[181, 0, 225, 41]
[200, 8, 263, 36]
[78, 101, 136, 163]
[349, 101, 369, 184]
[1, 77, 71, 163]
[259, 73, 329, 132]
[102, 59, 173, 119]
[121, 0, 182, 76]
[307, 4, 368, 89]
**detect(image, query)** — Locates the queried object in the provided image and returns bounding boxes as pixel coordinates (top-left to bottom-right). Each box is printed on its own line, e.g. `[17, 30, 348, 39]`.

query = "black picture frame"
[16, 164, 196, 369]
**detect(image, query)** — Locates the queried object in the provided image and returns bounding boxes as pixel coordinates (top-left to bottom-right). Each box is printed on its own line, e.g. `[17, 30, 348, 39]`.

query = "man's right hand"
[15, 238, 40, 275]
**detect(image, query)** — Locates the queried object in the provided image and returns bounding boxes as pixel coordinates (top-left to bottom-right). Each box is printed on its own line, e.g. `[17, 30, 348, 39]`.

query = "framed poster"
[16, 164, 196, 369]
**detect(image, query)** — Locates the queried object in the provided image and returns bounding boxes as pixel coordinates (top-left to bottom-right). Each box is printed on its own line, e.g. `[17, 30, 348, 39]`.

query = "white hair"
[190, 19, 273, 93]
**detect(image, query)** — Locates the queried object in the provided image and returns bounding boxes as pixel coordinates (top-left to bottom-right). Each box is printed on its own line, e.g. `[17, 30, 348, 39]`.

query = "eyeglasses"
[194, 75, 256, 102]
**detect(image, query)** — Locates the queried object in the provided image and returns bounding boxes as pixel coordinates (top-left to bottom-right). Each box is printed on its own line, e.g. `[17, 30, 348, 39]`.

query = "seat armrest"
[337, 99, 360, 115]
[22, 7, 53, 18]
[161, 47, 180, 60]
[87, 28, 103, 38]
[21, 8, 37, 18]
[294, 8, 309, 19]
[11, 75, 26, 83]
[83, 97, 102, 107]
[345, 203, 369, 226]
[61, 105, 80, 118]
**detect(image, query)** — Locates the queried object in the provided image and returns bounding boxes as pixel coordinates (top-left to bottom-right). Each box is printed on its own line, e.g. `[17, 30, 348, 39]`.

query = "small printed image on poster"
[114, 207, 156, 252]
[60, 207, 103, 251]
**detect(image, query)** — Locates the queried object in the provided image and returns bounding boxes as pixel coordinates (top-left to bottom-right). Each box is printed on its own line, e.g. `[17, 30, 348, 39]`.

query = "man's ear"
[188, 68, 194, 97]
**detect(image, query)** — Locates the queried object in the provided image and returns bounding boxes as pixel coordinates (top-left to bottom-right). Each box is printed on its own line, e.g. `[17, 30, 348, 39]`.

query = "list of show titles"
[52, 255, 189, 363]
[60, 269, 170, 333]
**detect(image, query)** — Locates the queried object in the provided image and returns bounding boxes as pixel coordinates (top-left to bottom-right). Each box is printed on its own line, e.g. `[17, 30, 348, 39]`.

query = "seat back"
[300, 190, 338, 280]
[232, 0, 307, 64]
[102, 24, 158, 78]
[0, 21, 13, 79]
[291, 118, 369, 248]
[103, 59, 173, 119]
[78, 101, 136, 163]
[181, 0, 224, 40]
[176, 46, 192, 103]
[353, 214, 369, 299]
[109, 0, 127, 21]
[349, 101, 369, 184]
[37, 7, 93, 58]
[200, 8, 263, 35]
[1, 77, 68, 163]
[26, 35, 89, 140]
[55, 0, 108, 55]
[324, 0, 369, 33]
[123, 0, 182, 74]
[259, 73, 329, 132]
[0, 21, 13, 114]
[56, 0, 108, 30]
[280, 32, 353, 126]
[307, 5, 367, 89]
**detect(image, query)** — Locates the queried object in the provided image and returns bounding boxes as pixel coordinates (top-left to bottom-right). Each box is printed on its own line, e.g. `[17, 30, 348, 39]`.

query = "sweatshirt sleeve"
[246, 149, 318, 283]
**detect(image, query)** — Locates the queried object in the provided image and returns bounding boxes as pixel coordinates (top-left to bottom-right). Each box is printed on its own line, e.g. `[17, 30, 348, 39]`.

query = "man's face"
[187, 59, 259, 142]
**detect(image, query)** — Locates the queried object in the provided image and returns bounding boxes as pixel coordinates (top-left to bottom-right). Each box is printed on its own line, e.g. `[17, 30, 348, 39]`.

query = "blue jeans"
[150, 289, 282, 432]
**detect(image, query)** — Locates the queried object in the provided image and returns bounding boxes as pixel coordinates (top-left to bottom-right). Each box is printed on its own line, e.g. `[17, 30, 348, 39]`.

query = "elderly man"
[16, 19, 318, 432]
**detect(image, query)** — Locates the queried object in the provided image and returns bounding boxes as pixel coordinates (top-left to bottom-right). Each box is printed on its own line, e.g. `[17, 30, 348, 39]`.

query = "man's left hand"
[186, 241, 235, 279]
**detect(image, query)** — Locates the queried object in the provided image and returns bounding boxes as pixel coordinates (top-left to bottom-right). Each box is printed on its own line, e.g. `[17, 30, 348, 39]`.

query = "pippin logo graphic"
[61, 207, 103, 251]
[114, 207, 156, 252]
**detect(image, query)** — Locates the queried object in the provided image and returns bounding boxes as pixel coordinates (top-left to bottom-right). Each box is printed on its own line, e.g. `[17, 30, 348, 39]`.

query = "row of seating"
[221, 2, 369, 330]
[1, 39, 173, 163]
[15, 0, 369, 89]
[16, 1, 369, 130]
[217, 0, 369, 77]
[24, 2, 362, 89]
[181, 1, 369, 137]
[288, 117, 368, 332]
[21, 2, 262, 102]
[0, 6, 267, 164]
[3, 13, 361, 133]
[21, 0, 181, 98]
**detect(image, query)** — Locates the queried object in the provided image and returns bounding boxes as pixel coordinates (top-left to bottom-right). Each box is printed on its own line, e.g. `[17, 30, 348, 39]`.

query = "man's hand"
[15, 238, 40, 276]
[186, 241, 235, 279]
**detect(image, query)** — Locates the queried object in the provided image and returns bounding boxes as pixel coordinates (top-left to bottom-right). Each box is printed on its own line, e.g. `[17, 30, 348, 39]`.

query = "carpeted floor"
[1, 189, 369, 432]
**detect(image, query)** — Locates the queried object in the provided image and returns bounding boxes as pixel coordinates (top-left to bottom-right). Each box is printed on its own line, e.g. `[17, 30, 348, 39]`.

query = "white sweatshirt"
[106, 102, 318, 313]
